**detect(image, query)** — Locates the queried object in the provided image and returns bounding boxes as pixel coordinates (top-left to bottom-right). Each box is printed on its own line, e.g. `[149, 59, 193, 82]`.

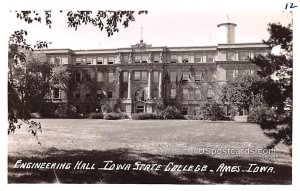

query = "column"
[148, 70, 152, 99]
[127, 70, 132, 99]
[158, 70, 162, 98]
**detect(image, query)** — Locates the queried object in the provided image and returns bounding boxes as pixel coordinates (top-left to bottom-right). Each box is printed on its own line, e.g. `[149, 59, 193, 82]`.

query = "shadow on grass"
[8, 148, 291, 184]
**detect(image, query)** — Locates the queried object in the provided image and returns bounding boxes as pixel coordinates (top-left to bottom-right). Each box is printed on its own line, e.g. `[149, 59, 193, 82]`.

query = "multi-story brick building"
[42, 22, 270, 117]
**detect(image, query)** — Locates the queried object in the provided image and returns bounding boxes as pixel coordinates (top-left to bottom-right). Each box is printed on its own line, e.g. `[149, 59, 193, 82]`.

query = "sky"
[8, 11, 292, 50]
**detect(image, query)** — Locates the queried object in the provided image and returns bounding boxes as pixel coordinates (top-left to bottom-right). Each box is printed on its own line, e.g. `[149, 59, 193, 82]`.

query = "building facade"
[42, 22, 270, 117]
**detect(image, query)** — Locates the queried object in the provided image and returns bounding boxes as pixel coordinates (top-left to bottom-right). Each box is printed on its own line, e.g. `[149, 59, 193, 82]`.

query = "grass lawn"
[8, 119, 291, 184]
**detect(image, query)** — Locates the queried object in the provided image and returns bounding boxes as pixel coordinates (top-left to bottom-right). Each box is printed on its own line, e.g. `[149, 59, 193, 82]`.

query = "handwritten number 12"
[285, 3, 298, 9]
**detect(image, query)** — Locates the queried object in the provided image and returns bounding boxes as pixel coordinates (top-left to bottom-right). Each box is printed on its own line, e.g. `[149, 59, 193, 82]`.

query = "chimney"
[217, 22, 237, 44]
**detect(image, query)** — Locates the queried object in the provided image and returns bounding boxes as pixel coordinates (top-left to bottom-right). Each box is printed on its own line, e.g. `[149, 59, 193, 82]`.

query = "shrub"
[247, 106, 276, 124]
[104, 112, 128, 120]
[54, 104, 79, 118]
[162, 105, 185, 119]
[89, 112, 104, 119]
[202, 102, 226, 121]
[132, 113, 163, 120]
[184, 114, 203, 120]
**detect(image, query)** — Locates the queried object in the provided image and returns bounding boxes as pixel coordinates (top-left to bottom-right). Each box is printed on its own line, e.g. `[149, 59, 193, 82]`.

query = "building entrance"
[135, 101, 145, 113]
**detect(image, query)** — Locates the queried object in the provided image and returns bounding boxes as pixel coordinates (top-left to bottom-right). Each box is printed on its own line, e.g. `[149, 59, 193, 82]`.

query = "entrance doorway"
[135, 101, 145, 113]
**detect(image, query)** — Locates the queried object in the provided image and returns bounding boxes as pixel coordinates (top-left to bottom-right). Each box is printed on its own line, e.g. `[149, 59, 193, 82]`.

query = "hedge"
[104, 113, 129, 120]
[89, 112, 104, 119]
[131, 113, 164, 120]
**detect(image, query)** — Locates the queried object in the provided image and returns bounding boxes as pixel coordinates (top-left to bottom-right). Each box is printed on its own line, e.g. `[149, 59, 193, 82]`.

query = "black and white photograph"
[1, 0, 299, 190]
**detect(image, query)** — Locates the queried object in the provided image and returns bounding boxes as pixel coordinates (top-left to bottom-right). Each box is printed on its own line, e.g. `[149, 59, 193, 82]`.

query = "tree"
[221, 75, 263, 114]
[251, 23, 292, 150]
[8, 10, 147, 136]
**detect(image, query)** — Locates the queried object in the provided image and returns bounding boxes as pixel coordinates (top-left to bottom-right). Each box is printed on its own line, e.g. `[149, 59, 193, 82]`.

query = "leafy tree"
[8, 10, 147, 136]
[251, 23, 292, 150]
[221, 75, 263, 113]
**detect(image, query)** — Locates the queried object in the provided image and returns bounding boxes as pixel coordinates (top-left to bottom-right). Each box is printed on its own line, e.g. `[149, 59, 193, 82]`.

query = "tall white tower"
[217, 22, 237, 44]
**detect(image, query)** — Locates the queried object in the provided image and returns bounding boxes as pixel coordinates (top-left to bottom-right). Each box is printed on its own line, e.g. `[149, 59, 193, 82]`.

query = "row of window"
[170, 54, 215, 63]
[170, 88, 214, 100]
[75, 69, 252, 83]
[226, 69, 254, 80]
[75, 71, 160, 83]
[170, 71, 211, 82]
[226, 51, 267, 61]
[49, 57, 69, 64]
[49, 50, 267, 66]
[74, 89, 113, 100]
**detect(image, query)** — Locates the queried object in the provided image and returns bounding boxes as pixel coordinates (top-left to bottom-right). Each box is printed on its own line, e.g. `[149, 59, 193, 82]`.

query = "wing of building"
[40, 22, 270, 117]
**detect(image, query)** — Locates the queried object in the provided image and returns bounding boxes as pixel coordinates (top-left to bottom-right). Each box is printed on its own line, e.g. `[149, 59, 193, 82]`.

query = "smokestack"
[217, 22, 237, 44]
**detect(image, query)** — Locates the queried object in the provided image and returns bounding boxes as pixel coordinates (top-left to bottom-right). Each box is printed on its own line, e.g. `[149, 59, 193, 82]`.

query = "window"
[182, 72, 189, 82]
[61, 57, 68, 64]
[135, 56, 141, 63]
[76, 58, 81, 65]
[123, 71, 128, 82]
[92, 58, 97, 65]
[97, 72, 103, 82]
[86, 73, 91, 82]
[97, 57, 103, 65]
[108, 72, 114, 82]
[240, 69, 251, 76]
[55, 57, 61, 64]
[195, 55, 202, 63]
[75, 105, 80, 113]
[182, 106, 188, 115]
[171, 89, 176, 99]
[75, 73, 81, 82]
[108, 57, 114, 64]
[226, 70, 234, 80]
[207, 71, 213, 81]
[207, 89, 214, 99]
[170, 72, 177, 82]
[183, 89, 189, 100]
[195, 89, 201, 100]
[49, 57, 55, 64]
[182, 55, 189, 63]
[254, 51, 262, 57]
[97, 89, 103, 99]
[141, 56, 148, 63]
[189, 90, 194, 100]
[141, 71, 147, 81]
[108, 91, 113, 98]
[170, 55, 177, 63]
[195, 72, 202, 81]
[207, 54, 214, 62]
[53, 88, 60, 99]
[86, 105, 91, 114]
[154, 55, 159, 63]
[195, 105, 200, 114]
[239, 51, 249, 61]
[75, 93, 80, 99]
[86, 58, 92, 65]
[86, 93, 91, 99]
[123, 55, 129, 63]
[227, 52, 235, 61]
[134, 71, 141, 80]
[153, 71, 159, 82]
